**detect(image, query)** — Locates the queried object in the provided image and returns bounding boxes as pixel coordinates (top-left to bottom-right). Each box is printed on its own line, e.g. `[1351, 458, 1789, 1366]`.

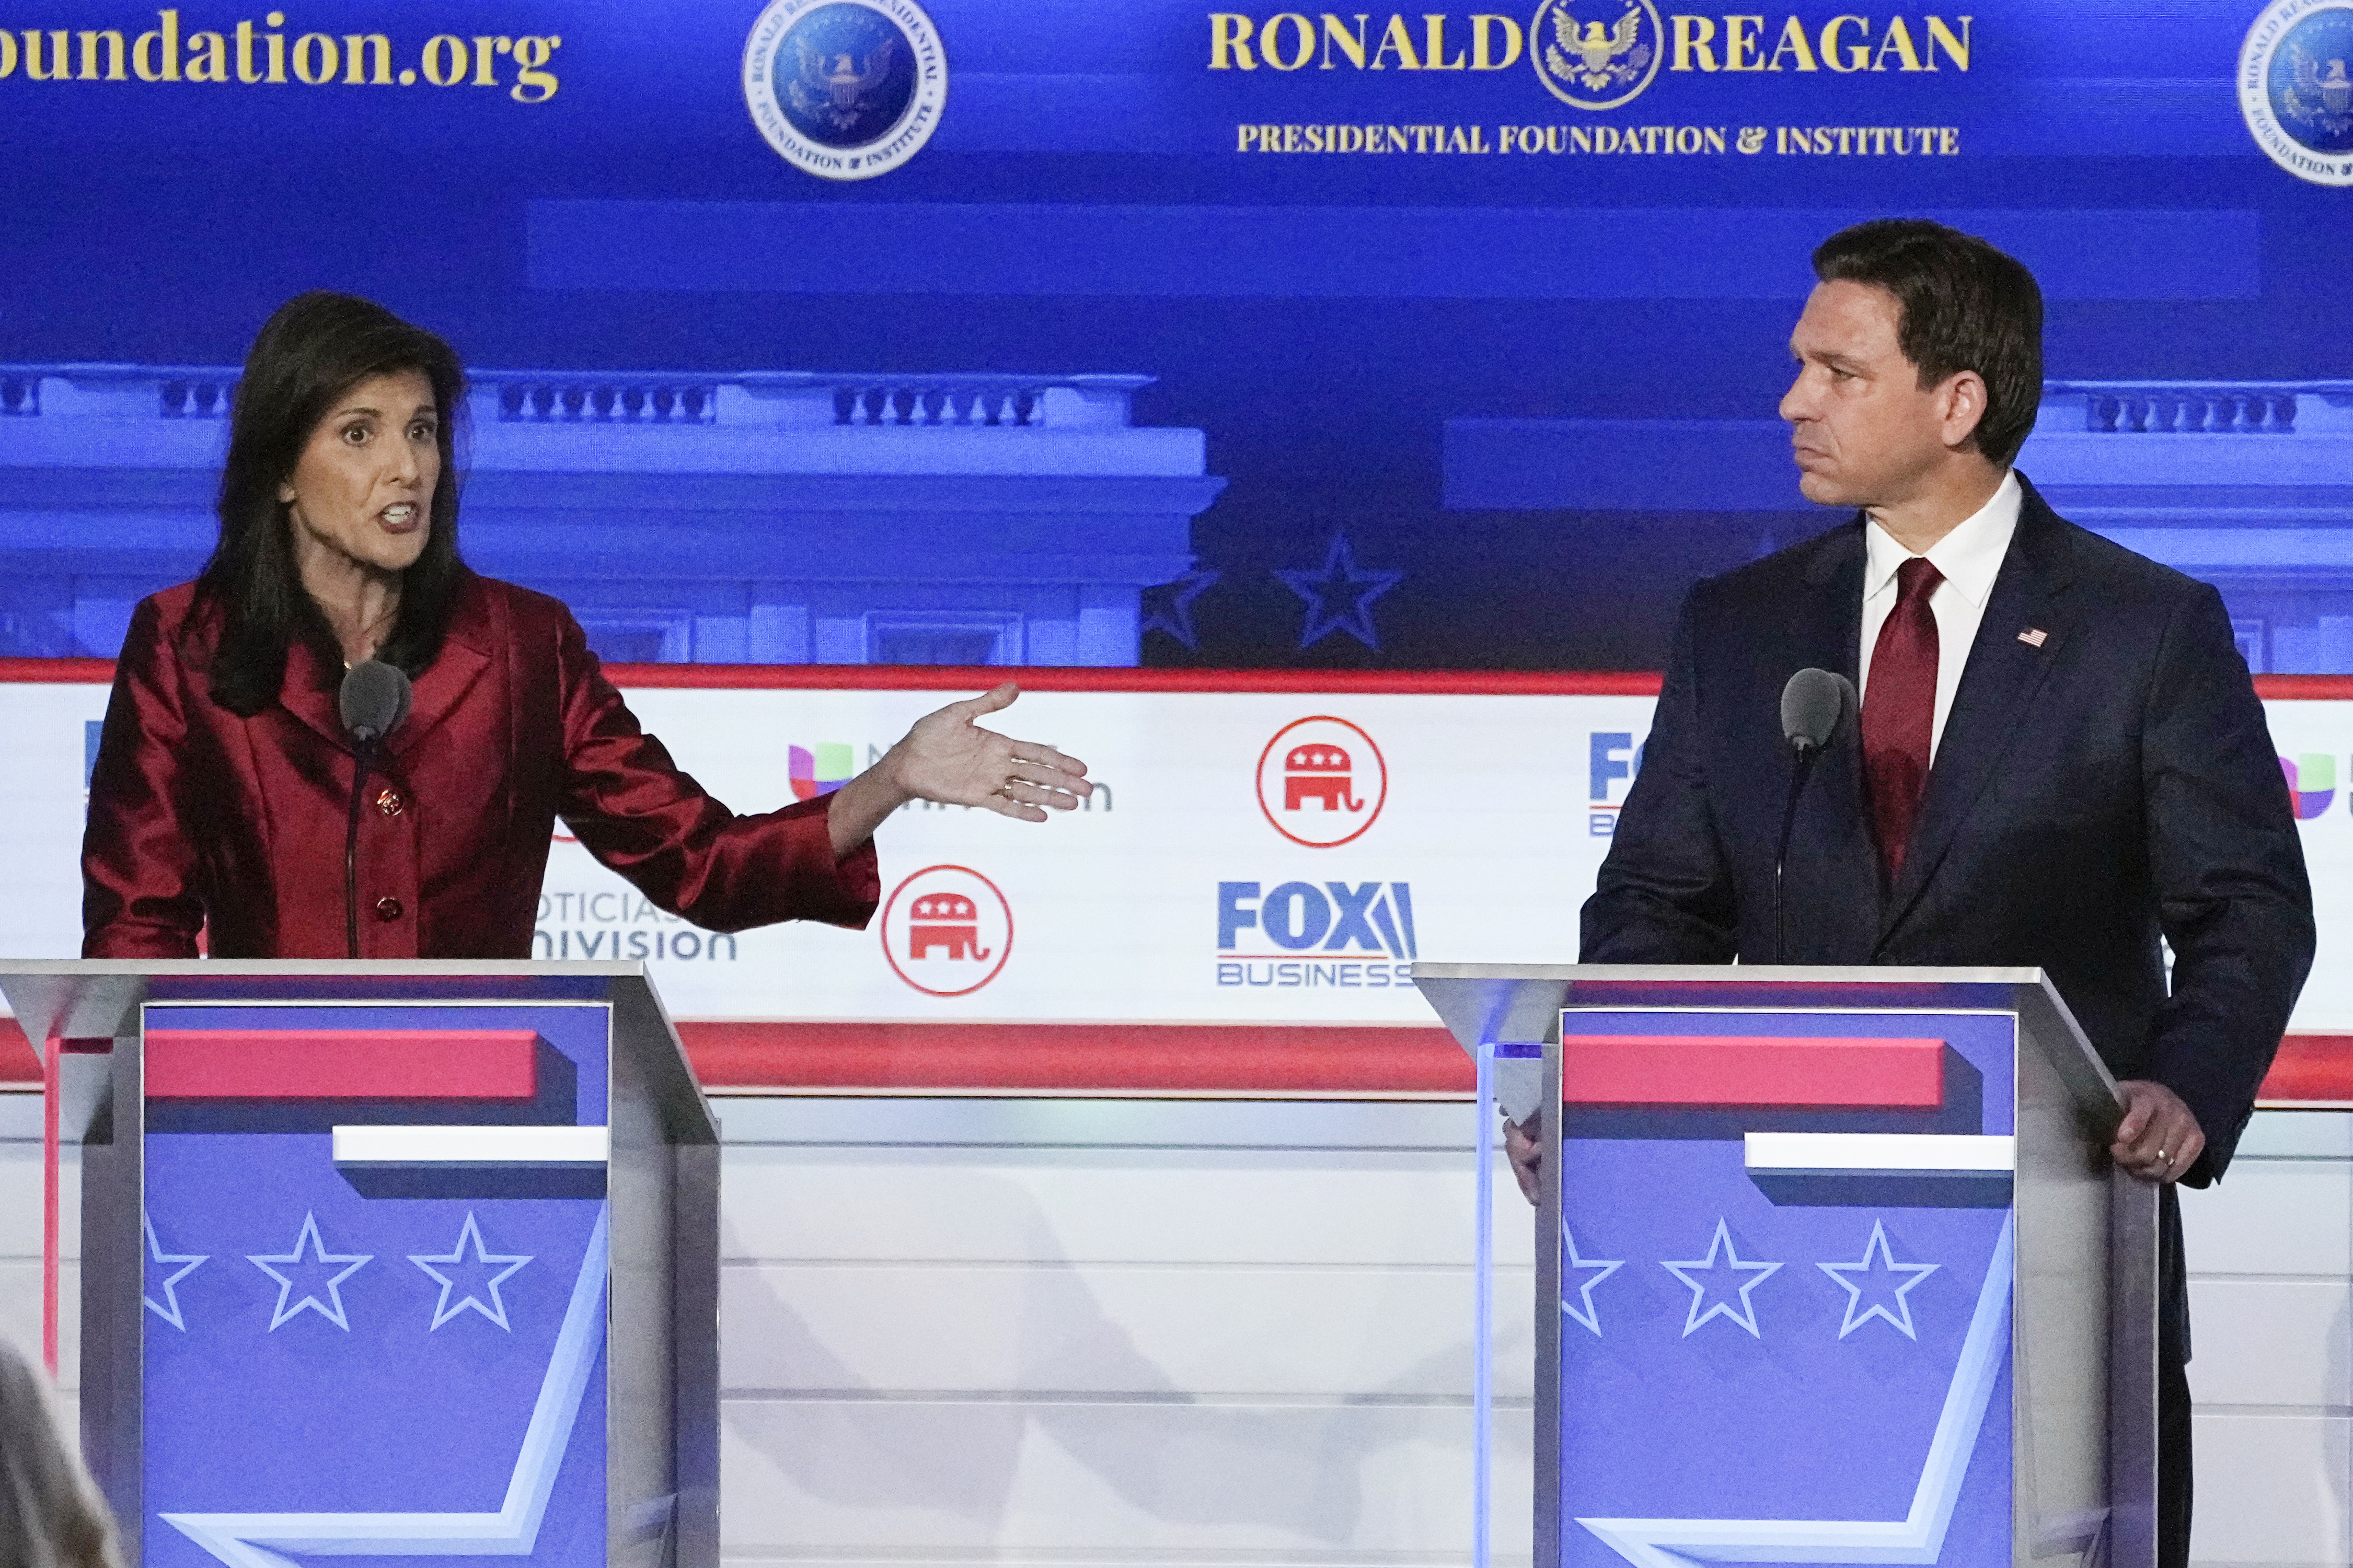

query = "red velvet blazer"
[83, 573, 879, 959]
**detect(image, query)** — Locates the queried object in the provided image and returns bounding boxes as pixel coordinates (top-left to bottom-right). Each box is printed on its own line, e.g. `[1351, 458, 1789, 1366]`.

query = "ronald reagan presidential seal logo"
[1531, 0, 1665, 111]
[743, 0, 947, 181]
[2241, 0, 2353, 185]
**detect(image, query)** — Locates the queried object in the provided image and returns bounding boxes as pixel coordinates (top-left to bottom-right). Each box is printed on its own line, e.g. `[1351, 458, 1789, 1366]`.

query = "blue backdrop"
[1, 0, 2345, 670]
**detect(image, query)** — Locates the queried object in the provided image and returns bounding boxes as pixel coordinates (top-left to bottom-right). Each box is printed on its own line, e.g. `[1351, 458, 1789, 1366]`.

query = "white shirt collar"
[1862, 469, 2023, 608]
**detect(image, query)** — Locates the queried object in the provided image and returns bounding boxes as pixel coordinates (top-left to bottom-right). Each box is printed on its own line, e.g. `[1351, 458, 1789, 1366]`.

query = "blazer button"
[376, 788, 405, 817]
[374, 896, 403, 921]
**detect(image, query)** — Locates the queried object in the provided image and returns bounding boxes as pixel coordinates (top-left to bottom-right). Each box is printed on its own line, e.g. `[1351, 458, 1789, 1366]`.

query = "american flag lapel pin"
[2017, 627, 2048, 648]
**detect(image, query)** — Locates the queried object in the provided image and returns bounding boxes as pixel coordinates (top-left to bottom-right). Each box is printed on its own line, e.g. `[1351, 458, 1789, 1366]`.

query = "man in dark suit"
[1523, 219, 2314, 1566]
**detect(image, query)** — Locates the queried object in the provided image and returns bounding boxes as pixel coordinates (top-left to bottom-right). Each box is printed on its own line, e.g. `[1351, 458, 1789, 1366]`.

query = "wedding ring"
[2156, 1148, 2169, 1163]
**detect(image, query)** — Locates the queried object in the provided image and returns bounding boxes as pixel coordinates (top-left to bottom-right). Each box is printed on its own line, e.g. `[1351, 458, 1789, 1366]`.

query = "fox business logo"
[1215, 878, 1419, 988]
[1588, 731, 1644, 837]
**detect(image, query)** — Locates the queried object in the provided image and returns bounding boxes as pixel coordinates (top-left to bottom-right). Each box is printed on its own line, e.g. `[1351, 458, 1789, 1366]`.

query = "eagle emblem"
[1546, 6, 1651, 91]
[1530, 0, 1662, 108]
[2282, 43, 2353, 134]
[785, 33, 898, 132]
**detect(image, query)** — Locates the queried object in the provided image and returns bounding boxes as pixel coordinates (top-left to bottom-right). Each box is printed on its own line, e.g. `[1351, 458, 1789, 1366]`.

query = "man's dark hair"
[1811, 218, 2044, 468]
[197, 292, 469, 716]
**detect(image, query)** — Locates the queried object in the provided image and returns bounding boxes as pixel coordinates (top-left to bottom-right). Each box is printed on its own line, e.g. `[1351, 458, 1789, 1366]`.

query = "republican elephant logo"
[907, 893, 992, 961]
[1283, 745, 1364, 812]
[1256, 717, 1388, 847]
[881, 866, 1015, 996]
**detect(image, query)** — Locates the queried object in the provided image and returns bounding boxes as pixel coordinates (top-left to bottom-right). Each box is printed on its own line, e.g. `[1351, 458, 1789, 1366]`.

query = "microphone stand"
[344, 734, 381, 960]
[1773, 740, 1821, 965]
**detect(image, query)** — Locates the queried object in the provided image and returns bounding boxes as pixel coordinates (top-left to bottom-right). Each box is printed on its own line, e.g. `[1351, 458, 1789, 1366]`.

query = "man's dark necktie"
[1863, 556, 1943, 880]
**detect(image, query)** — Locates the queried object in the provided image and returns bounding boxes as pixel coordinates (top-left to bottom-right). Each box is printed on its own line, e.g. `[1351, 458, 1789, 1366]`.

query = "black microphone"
[1774, 668, 1857, 963]
[338, 660, 412, 959]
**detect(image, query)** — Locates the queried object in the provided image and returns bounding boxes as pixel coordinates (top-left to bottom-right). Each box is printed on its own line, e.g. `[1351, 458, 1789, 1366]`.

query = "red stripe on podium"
[1561, 1035, 1946, 1108]
[142, 1030, 539, 1099]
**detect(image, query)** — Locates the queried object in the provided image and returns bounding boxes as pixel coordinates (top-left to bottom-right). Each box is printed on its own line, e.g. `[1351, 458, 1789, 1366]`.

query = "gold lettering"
[1722, 16, 1766, 70]
[133, 9, 179, 81]
[77, 29, 126, 79]
[509, 34, 558, 101]
[421, 34, 467, 85]
[1208, 13, 1257, 68]
[263, 10, 283, 82]
[1924, 16, 1970, 70]
[1262, 12, 1314, 68]
[1320, 13, 1369, 66]
[1469, 14, 1521, 67]
[233, 18, 259, 80]
[1873, 17, 1924, 70]
[1670, 15, 1717, 71]
[340, 34, 390, 84]
[472, 34, 509, 86]
[1818, 15, 1869, 72]
[183, 29, 226, 81]
[291, 32, 336, 83]
[1767, 15, 1817, 69]
[21, 29, 66, 80]
[1371, 14, 1422, 67]
[1422, 14, 1465, 68]
[0, 31, 15, 76]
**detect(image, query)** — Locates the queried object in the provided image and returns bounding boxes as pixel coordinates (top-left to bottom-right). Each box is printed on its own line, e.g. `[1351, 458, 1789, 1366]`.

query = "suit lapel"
[1876, 479, 2080, 946]
[269, 574, 495, 759]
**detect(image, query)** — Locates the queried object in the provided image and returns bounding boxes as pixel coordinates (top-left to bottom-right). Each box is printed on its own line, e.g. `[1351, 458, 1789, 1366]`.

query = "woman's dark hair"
[1812, 218, 2045, 468]
[198, 292, 467, 716]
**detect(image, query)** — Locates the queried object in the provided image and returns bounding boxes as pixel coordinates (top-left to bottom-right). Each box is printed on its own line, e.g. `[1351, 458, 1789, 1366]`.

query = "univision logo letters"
[1216, 880, 1418, 989]
[2281, 752, 2339, 820]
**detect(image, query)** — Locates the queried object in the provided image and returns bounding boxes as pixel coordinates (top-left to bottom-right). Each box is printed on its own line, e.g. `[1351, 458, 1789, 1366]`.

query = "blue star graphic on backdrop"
[143, 1213, 205, 1331]
[1560, 1222, 1625, 1337]
[1818, 1219, 1940, 1340]
[1141, 567, 1220, 650]
[1660, 1218, 1782, 1338]
[247, 1212, 371, 1331]
[410, 1211, 533, 1331]
[1275, 533, 1403, 651]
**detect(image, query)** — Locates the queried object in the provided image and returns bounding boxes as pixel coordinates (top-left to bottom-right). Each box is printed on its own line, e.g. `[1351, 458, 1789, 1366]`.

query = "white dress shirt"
[1857, 469, 2022, 763]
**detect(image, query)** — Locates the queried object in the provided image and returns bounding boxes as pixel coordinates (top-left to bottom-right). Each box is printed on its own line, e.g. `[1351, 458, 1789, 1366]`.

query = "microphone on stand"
[338, 660, 412, 960]
[1775, 668, 1856, 964]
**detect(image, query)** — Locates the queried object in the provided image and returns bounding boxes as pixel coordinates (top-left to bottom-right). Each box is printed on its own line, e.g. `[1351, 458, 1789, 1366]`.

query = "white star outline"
[162, 1205, 610, 1568]
[409, 1212, 533, 1331]
[144, 1213, 206, 1331]
[1579, 1213, 2022, 1566]
[1819, 1221, 1941, 1341]
[1659, 1219, 1782, 1338]
[1560, 1221, 1624, 1337]
[246, 1212, 371, 1332]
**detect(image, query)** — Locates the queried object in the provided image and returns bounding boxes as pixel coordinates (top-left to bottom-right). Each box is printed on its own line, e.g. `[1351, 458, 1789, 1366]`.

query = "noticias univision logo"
[790, 742, 856, 800]
[2282, 752, 2339, 819]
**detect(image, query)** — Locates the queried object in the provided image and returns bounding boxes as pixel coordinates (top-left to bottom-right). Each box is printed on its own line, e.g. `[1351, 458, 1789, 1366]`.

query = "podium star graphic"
[1660, 1218, 1782, 1338]
[1275, 533, 1403, 651]
[411, 1212, 533, 1331]
[247, 1212, 371, 1331]
[1819, 1221, 1940, 1340]
[1560, 1221, 1624, 1337]
[144, 1213, 206, 1331]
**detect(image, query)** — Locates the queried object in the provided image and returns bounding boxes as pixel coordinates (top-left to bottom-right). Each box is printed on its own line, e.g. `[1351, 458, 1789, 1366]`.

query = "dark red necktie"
[1863, 556, 1943, 880]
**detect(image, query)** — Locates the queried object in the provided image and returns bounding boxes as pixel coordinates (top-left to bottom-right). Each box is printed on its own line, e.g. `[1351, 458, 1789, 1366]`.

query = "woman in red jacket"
[82, 292, 1090, 959]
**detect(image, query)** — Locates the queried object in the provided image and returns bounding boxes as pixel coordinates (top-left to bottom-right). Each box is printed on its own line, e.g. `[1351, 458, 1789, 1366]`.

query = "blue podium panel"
[135, 1001, 613, 1568]
[1547, 1008, 2018, 1566]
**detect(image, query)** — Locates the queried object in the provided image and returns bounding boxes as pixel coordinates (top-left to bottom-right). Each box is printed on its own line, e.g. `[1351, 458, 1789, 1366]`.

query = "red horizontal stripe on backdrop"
[12, 655, 2353, 700]
[143, 1030, 538, 1099]
[1562, 1035, 1946, 1109]
[677, 1021, 1473, 1095]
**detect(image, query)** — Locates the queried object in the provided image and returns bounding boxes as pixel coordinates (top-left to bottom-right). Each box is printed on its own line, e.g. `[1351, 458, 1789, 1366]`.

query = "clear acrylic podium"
[0, 960, 720, 1568]
[1414, 963, 2158, 1568]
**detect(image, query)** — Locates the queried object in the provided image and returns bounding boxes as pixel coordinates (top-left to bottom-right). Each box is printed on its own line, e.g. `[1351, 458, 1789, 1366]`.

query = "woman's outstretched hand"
[826, 683, 1092, 856]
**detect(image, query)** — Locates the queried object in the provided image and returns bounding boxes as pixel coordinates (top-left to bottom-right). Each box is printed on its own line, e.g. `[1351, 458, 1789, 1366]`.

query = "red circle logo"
[1254, 716, 1388, 848]
[880, 865, 1015, 996]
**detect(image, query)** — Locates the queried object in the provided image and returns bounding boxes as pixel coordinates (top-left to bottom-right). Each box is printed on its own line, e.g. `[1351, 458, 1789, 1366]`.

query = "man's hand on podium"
[1503, 1116, 1541, 1205]
[2111, 1079, 2205, 1184]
